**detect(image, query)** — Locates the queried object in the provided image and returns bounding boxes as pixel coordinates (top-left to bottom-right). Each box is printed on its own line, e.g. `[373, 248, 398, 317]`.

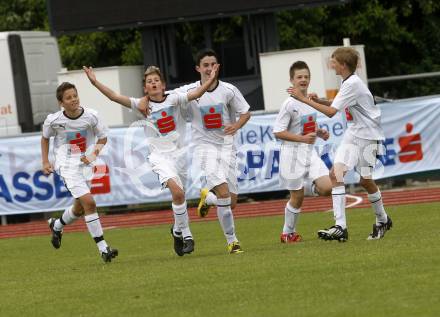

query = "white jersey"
[42, 107, 107, 168]
[130, 91, 188, 154]
[178, 80, 250, 145]
[331, 74, 384, 140]
[273, 96, 319, 146]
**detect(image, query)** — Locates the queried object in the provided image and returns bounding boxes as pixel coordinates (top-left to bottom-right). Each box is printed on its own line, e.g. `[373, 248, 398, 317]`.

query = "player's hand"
[301, 132, 317, 144]
[208, 63, 220, 82]
[317, 128, 329, 141]
[81, 154, 96, 165]
[307, 92, 319, 101]
[224, 123, 239, 135]
[137, 96, 150, 117]
[83, 66, 97, 85]
[42, 162, 54, 175]
[287, 87, 307, 102]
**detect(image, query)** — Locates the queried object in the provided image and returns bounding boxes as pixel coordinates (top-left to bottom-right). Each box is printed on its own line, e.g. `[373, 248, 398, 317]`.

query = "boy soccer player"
[290, 47, 392, 241]
[42, 82, 118, 262]
[178, 49, 251, 254]
[84, 64, 218, 256]
[274, 61, 332, 243]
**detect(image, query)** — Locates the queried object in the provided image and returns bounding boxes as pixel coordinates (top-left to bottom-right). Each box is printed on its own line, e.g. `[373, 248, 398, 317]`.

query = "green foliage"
[0, 0, 48, 31]
[1, 202, 439, 316]
[276, 0, 440, 98]
[58, 30, 143, 70]
[1, 0, 440, 97]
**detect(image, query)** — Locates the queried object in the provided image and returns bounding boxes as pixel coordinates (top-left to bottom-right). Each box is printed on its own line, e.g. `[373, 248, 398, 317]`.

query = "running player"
[42, 82, 118, 262]
[178, 49, 251, 254]
[84, 64, 218, 255]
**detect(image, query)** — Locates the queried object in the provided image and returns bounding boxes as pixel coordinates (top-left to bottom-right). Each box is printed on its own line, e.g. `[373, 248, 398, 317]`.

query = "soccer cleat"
[101, 246, 119, 263]
[280, 232, 302, 243]
[367, 216, 393, 240]
[170, 227, 184, 256]
[197, 188, 212, 218]
[182, 238, 195, 254]
[318, 225, 348, 242]
[48, 218, 63, 249]
[227, 241, 244, 254]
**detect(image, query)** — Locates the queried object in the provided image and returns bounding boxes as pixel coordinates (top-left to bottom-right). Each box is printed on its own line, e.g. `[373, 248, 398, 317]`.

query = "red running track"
[1, 187, 439, 239]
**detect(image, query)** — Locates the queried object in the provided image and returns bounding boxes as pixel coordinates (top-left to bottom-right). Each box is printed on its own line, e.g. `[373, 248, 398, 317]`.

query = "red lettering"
[91, 165, 111, 194]
[303, 115, 316, 135]
[345, 108, 353, 121]
[398, 123, 423, 163]
[204, 107, 222, 129]
[156, 111, 176, 134]
[69, 133, 87, 154]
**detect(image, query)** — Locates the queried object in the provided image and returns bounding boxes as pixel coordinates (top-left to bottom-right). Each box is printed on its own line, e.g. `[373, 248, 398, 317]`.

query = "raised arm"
[187, 64, 220, 101]
[83, 66, 131, 108]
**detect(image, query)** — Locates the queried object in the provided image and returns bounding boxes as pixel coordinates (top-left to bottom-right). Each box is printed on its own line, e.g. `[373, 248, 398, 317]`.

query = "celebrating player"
[289, 47, 392, 241]
[84, 64, 218, 256]
[274, 61, 332, 243]
[178, 49, 251, 254]
[42, 82, 118, 262]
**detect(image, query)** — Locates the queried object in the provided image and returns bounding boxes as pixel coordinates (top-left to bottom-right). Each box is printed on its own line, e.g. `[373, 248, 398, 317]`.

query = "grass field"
[1, 202, 439, 317]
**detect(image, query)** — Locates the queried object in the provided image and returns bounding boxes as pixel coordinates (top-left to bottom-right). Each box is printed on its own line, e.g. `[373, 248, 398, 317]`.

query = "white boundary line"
[325, 194, 363, 212]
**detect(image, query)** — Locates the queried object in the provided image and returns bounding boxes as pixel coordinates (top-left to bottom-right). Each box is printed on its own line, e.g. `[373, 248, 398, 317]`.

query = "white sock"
[368, 190, 388, 224]
[332, 186, 347, 229]
[172, 201, 192, 239]
[84, 213, 108, 253]
[205, 191, 218, 206]
[217, 197, 237, 244]
[282, 202, 301, 234]
[54, 206, 79, 231]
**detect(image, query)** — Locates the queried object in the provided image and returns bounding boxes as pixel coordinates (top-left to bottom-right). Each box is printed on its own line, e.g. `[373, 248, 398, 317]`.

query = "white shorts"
[57, 163, 93, 198]
[148, 150, 188, 190]
[334, 132, 382, 178]
[191, 143, 238, 194]
[279, 143, 329, 191]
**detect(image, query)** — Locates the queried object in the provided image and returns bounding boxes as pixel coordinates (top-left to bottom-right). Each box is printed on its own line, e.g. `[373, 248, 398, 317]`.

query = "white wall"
[58, 66, 144, 127]
[0, 35, 21, 136]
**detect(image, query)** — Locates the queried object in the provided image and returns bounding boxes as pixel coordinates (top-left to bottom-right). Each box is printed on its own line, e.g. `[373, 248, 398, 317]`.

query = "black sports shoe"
[101, 246, 119, 263]
[318, 225, 348, 242]
[48, 218, 62, 249]
[182, 238, 195, 254]
[367, 216, 393, 240]
[170, 227, 184, 256]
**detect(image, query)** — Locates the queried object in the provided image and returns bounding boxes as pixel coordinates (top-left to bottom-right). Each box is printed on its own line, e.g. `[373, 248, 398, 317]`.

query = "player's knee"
[318, 186, 332, 196]
[214, 184, 229, 199]
[171, 189, 185, 204]
[82, 198, 96, 212]
[329, 170, 337, 183]
[230, 201, 237, 210]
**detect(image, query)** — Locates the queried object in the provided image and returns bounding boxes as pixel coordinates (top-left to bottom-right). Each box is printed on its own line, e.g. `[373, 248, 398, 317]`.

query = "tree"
[0, 0, 47, 31]
[276, 0, 440, 98]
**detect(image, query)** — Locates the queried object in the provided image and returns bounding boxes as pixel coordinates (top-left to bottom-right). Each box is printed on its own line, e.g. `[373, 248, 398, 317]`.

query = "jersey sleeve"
[129, 97, 146, 118]
[331, 81, 356, 111]
[229, 85, 251, 114]
[273, 102, 292, 133]
[92, 113, 108, 139]
[172, 90, 189, 107]
[42, 115, 55, 138]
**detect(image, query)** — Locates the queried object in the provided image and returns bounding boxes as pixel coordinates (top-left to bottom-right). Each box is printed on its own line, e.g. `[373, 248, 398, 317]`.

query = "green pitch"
[1, 202, 439, 317]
